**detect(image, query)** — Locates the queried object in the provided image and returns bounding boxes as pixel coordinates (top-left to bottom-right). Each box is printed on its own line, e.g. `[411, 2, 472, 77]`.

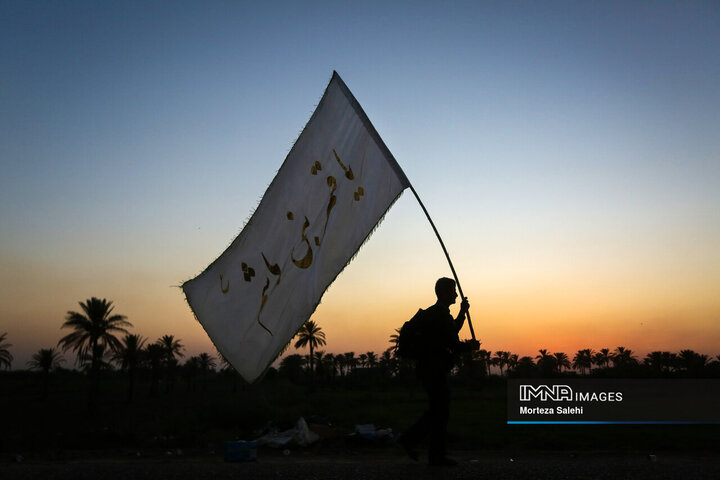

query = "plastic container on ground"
[223, 440, 258, 462]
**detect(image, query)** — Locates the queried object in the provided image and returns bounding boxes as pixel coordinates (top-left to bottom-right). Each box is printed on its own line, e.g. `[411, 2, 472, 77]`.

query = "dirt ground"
[3, 450, 720, 480]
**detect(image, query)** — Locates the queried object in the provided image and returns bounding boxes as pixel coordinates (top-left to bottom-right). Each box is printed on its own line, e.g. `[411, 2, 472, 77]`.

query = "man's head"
[435, 277, 458, 307]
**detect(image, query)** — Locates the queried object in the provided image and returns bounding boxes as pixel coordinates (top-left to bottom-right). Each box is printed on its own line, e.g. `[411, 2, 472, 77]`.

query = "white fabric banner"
[183, 72, 410, 382]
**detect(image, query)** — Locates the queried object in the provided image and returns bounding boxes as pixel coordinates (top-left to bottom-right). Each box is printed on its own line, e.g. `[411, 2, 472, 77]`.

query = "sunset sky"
[2, 1, 719, 369]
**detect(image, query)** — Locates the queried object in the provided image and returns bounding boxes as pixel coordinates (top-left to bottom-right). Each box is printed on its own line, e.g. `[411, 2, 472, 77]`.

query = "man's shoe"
[429, 457, 458, 467]
[396, 435, 419, 461]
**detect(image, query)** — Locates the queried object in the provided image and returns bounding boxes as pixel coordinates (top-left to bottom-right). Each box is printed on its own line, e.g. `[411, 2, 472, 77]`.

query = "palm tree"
[198, 352, 217, 390]
[322, 352, 337, 380]
[0, 332, 13, 370]
[493, 351, 510, 375]
[313, 350, 326, 378]
[678, 349, 709, 375]
[183, 356, 200, 391]
[573, 349, 594, 375]
[145, 343, 165, 396]
[379, 348, 397, 378]
[644, 351, 667, 375]
[344, 352, 357, 375]
[508, 353, 519, 373]
[58, 297, 132, 405]
[156, 335, 184, 393]
[112, 334, 146, 402]
[611, 346, 637, 368]
[279, 353, 306, 382]
[536, 349, 556, 374]
[514, 356, 537, 376]
[475, 349, 491, 376]
[156, 334, 184, 362]
[335, 354, 347, 376]
[554, 352, 571, 373]
[593, 348, 611, 369]
[366, 351, 378, 369]
[198, 352, 217, 372]
[389, 328, 400, 355]
[27, 348, 65, 398]
[535, 349, 550, 363]
[293, 320, 326, 375]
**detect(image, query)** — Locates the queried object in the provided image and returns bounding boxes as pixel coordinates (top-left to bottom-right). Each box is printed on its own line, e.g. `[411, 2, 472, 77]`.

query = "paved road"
[3, 452, 720, 480]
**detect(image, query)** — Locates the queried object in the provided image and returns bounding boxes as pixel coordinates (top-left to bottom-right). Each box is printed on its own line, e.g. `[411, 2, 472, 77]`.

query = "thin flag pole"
[408, 185, 476, 341]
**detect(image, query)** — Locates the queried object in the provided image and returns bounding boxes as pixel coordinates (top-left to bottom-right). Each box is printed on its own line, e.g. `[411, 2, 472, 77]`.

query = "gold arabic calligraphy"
[218, 150, 364, 336]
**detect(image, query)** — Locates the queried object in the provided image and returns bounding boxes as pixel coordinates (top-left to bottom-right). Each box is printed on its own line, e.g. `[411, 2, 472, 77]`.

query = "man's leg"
[426, 374, 451, 464]
[398, 409, 428, 461]
[398, 369, 435, 460]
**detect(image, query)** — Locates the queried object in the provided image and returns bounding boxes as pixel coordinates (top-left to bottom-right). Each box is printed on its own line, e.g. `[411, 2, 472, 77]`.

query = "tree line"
[2, 297, 720, 401]
[1, 298, 222, 405]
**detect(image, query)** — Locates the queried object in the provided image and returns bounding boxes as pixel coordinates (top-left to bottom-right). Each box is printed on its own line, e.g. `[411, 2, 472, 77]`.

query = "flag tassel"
[409, 186, 476, 341]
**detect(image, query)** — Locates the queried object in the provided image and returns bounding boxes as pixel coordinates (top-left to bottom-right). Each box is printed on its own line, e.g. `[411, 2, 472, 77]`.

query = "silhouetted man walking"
[399, 277, 479, 466]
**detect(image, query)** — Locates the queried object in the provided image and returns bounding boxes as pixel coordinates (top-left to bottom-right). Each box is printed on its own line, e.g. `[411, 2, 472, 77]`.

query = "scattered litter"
[255, 417, 320, 447]
[509, 458, 514, 462]
[648, 454, 657, 462]
[353, 424, 393, 440]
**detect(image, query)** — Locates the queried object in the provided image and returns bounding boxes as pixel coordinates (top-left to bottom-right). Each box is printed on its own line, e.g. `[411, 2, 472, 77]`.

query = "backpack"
[396, 309, 427, 360]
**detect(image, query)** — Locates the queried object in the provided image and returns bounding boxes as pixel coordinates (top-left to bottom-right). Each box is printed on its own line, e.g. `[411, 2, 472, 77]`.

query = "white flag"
[183, 72, 410, 382]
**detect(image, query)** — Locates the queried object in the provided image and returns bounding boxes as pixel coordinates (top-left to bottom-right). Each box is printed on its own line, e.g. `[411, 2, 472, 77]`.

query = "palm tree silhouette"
[0, 332, 12, 370]
[27, 348, 65, 398]
[379, 348, 397, 378]
[389, 328, 400, 355]
[293, 319, 326, 375]
[366, 351, 378, 369]
[313, 350, 326, 378]
[197, 352, 217, 390]
[515, 356, 537, 376]
[508, 353, 519, 373]
[156, 334, 184, 361]
[156, 335, 184, 393]
[475, 349, 491, 376]
[183, 356, 200, 391]
[279, 353, 306, 382]
[553, 352, 571, 373]
[58, 297, 132, 405]
[344, 352, 357, 375]
[145, 343, 165, 395]
[573, 349, 594, 375]
[611, 346, 637, 368]
[644, 351, 676, 375]
[593, 348, 611, 369]
[536, 349, 556, 374]
[198, 352, 217, 371]
[112, 334, 146, 402]
[493, 351, 510, 375]
[678, 349, 709, 375]
[322, 352, 337, 379]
